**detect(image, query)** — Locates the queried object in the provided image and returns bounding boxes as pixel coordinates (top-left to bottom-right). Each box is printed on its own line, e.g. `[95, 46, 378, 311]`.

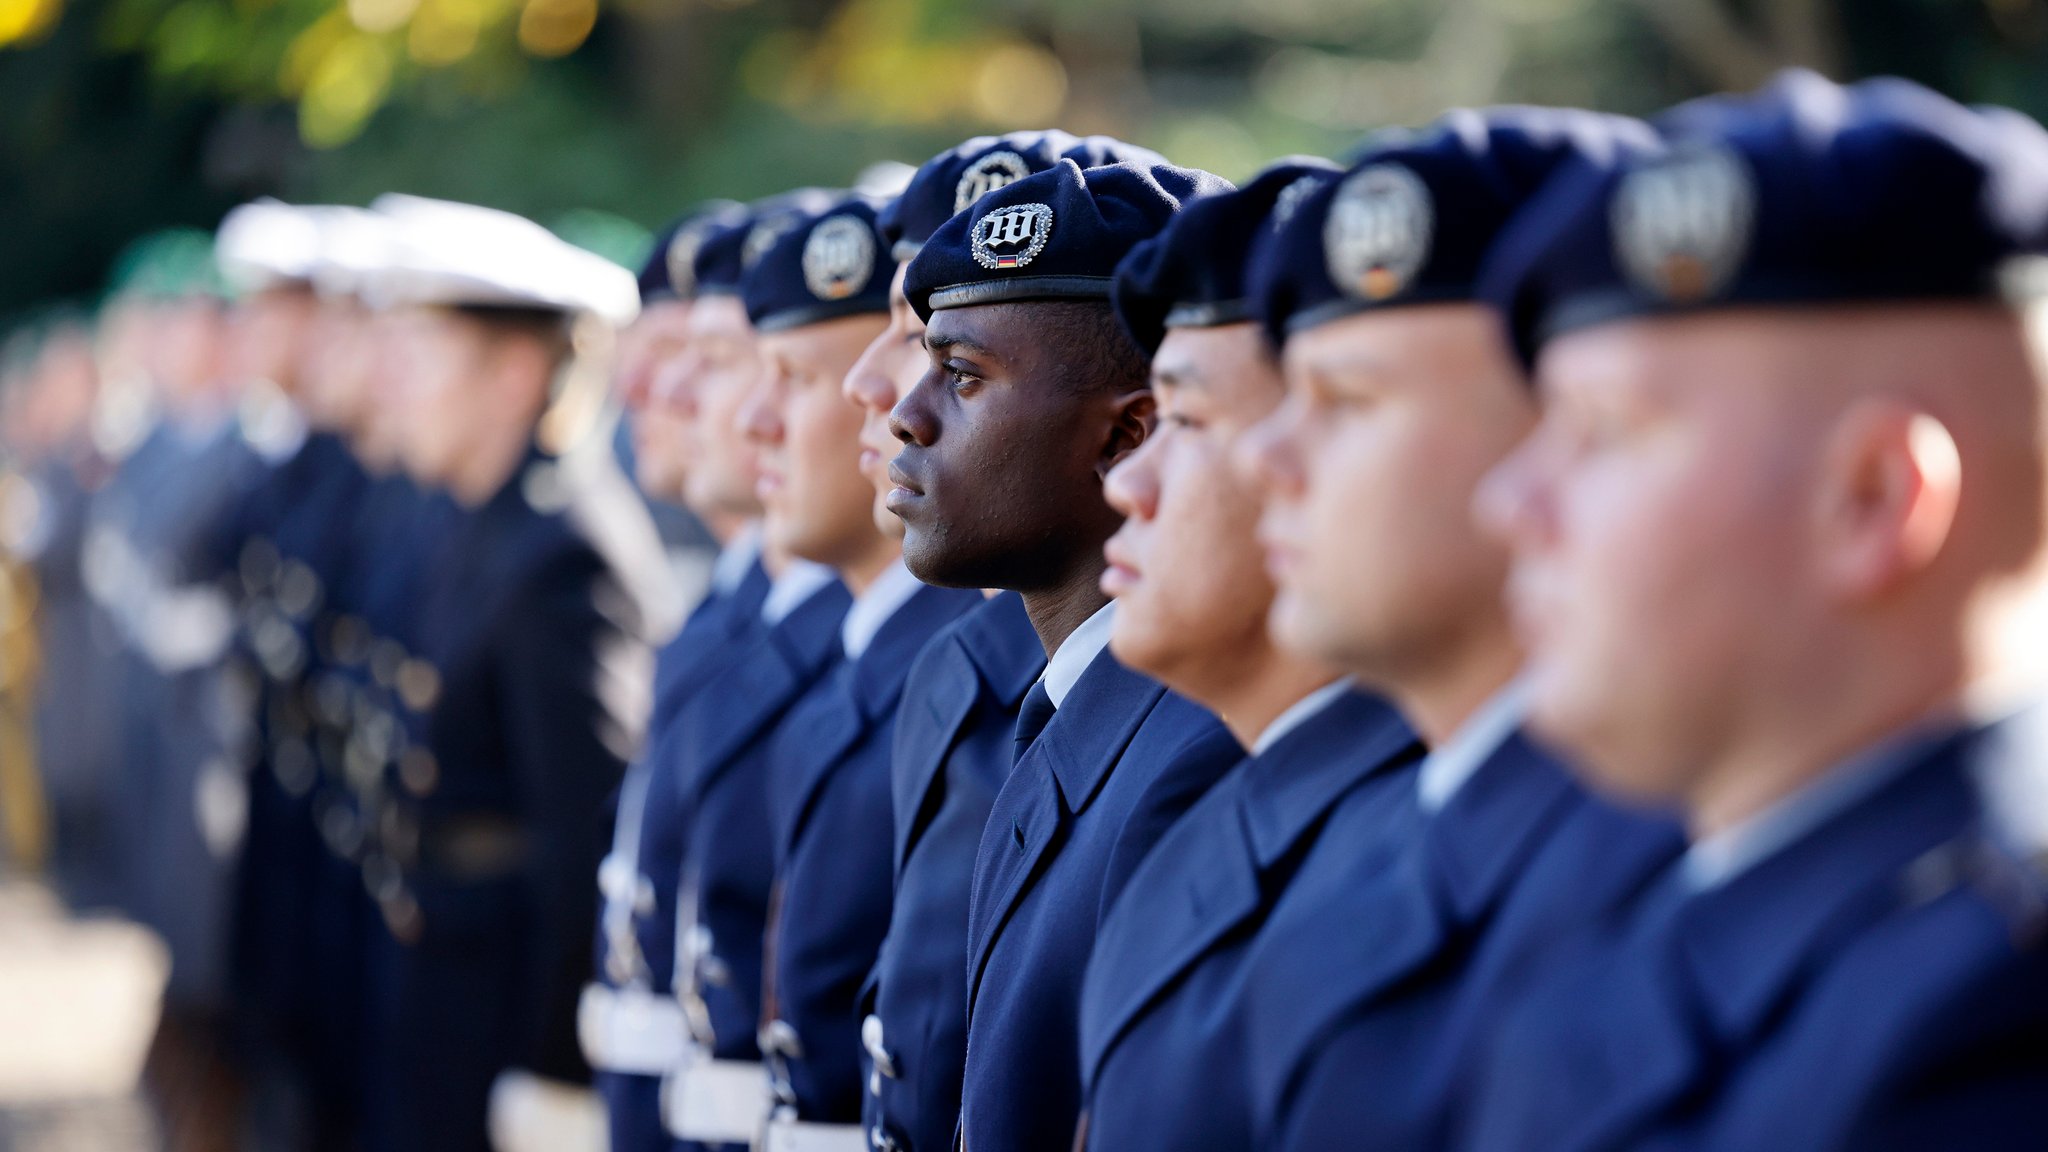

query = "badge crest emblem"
[956, 151, 1034, 213]
[801, 215, 877, 301]
[1324, 164, 1434, 302]
[665, 220, 714, 297]
[743, 216, 797, 270]
[1612, 145, 1754, 303]
[971, 204, 1054, 271]
[1272, 174, 1327, 232]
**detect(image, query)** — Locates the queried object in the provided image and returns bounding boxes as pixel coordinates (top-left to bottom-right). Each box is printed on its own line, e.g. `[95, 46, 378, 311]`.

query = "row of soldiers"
[13, 66, 2048, 1152]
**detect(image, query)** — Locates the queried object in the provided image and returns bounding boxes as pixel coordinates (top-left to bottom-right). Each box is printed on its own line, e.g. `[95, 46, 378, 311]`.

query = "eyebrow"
[1151, 361, 1208, 394]
[923, 331, 1003, 364]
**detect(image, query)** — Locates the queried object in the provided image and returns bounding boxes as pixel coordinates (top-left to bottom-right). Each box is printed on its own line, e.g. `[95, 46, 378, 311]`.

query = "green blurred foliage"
[6, 0, 2048, 326]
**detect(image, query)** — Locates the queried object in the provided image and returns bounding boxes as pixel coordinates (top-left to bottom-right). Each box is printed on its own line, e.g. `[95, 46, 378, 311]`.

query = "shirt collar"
[1251, 677, 1354, 757]
[1417, 677, 1531, 814]
[710, 521, 764, 596]
[760, 557, 838, 626]
[840, 558, 922, 660]
[1038, 600, 1117, 709]
[1682, 716, 1963, 893]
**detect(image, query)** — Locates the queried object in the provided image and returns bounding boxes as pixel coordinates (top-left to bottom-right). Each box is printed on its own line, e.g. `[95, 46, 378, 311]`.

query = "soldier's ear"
[1099, 388, 1155, 480]
[1813, 399, 1960, 600]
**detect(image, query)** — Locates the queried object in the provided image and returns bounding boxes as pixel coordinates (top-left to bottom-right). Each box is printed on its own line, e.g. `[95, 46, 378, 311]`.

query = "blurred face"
[843, 263, 923, 538]
[742, 314, 891, 572]
[148, 297, 227, 409]
[379, 306, 547, 488]
[24, 331, 98, 452]
[671, 295, 765, 519]
[223, 286, 317, 394]
[1104, 324, 1286, 683]
[1241, 305, 1533, 687]
[1476, 315, 1827, 804]
[624, 299, 696, 500]
[301, 298, 378, 436]
[889, 302, 1143, 592]
[353, 310, 415, 471]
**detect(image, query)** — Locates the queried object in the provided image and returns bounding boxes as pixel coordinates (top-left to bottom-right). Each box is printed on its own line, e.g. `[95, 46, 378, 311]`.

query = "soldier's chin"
[870, 495, 907, 540]
[900, 524, 982, 591]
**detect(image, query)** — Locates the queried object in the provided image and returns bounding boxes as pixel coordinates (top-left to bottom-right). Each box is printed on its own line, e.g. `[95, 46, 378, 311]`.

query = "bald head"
[1479, 302, 2048, 830]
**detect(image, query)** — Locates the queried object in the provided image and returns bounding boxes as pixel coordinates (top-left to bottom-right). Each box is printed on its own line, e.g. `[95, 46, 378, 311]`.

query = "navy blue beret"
[742, 195, 894, 334]
[1112, 157, 1344, 356]
[691, 188, 841, 298]
[904, 159, 1234, 322]
[1250, 106, 1658, 345]
[879, 131, 1167, 262]
[1481, 71, 2048, 367]
[639, 200, 745, 303]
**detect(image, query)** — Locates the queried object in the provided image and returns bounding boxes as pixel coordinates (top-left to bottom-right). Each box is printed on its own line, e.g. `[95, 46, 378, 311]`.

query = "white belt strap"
[759, 1117, 867, 1152]
[661, 1055, 770, 1143]
[577, 984, 691, 1076]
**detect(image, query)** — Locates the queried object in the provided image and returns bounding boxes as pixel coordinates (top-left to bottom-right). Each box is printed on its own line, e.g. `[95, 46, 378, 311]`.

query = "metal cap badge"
[1612, 144, 1755, 304]
[1324, 163, 1434, 302]
[971, 204, 1055, 271]
[956, 151, 1034, 213]
[802, 214, 877, 301]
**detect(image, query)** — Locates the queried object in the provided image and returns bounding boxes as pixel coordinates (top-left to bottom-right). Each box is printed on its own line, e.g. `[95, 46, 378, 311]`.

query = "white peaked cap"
[216, 198, 328, 293]
[367, 193, 641, 327]
[306, 206, 395, 301]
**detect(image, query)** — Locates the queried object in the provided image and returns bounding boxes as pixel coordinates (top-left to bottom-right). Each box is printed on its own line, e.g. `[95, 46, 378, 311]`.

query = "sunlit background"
[7, 0, 2048, 325]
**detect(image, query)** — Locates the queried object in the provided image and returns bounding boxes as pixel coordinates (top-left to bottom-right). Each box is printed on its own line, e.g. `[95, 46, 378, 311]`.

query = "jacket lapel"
[891, 637, 980, 876]
[679, 579, 847, 796]
[1557, 728, 1983, 1152]
[963, 754, 1065, 1017]
[963, 652, 1166, 1015]
[779, 586, 978, 860]
[1078, 774, 1260, 1084]
[775, 673, 870, 857]
[891, 592, 1043, 876]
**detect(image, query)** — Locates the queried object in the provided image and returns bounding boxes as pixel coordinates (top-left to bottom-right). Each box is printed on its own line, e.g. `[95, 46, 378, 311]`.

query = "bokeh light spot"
[517, 0, 595, 58]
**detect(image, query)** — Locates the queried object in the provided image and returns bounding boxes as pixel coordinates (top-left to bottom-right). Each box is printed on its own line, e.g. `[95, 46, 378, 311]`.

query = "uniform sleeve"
[498, 554, 651, 1082]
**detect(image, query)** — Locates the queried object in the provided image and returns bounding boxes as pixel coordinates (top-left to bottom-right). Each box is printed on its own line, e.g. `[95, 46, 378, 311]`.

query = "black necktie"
[1013, 681, 1056, 765]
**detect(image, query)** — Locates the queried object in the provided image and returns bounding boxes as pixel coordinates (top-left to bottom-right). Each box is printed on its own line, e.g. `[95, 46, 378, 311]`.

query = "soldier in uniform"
[1464, 73, 2048, 1151]
[1228, 110, 1682, 1152]
[1071, 159, 1426, 1152]
[846, 130, 1163, 1152]
[86, 228, 264, 1152]
[657, 192, 853, 1152]
[891, 158, 1244, 1152]
[8, 317, 116, 909]
[214, 201, 388, 1152]
[734, 195, 983, 1152]
[580, 200, 769, 1152]
[349, 195, 667, 1152]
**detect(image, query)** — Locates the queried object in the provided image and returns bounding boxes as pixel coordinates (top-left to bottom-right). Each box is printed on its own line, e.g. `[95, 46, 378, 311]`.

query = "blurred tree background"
[5, 0, 2048, 323]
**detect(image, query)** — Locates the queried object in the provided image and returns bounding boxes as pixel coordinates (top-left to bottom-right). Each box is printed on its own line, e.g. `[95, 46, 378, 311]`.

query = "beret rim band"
[1282, 286, 1477, 336]
[1531, 274, 2007, 356]
[927, 274, 1117, 312]
[1163, 299, 1253, 329]
[750, 296, 890, 334]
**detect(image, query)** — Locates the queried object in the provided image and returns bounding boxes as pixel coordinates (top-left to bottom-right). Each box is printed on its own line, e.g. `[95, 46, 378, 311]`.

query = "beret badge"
[1325, 163, 1434, 302]
[802, 215, 878, 301]
[666, 220, 714, 297]
[971, 204, 1055, 271]
[956, 151, 1034, 213]
[1273, 174, 1329, 232]
[744, 217, 798, 270]
[1612, 145, 1755, 304]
